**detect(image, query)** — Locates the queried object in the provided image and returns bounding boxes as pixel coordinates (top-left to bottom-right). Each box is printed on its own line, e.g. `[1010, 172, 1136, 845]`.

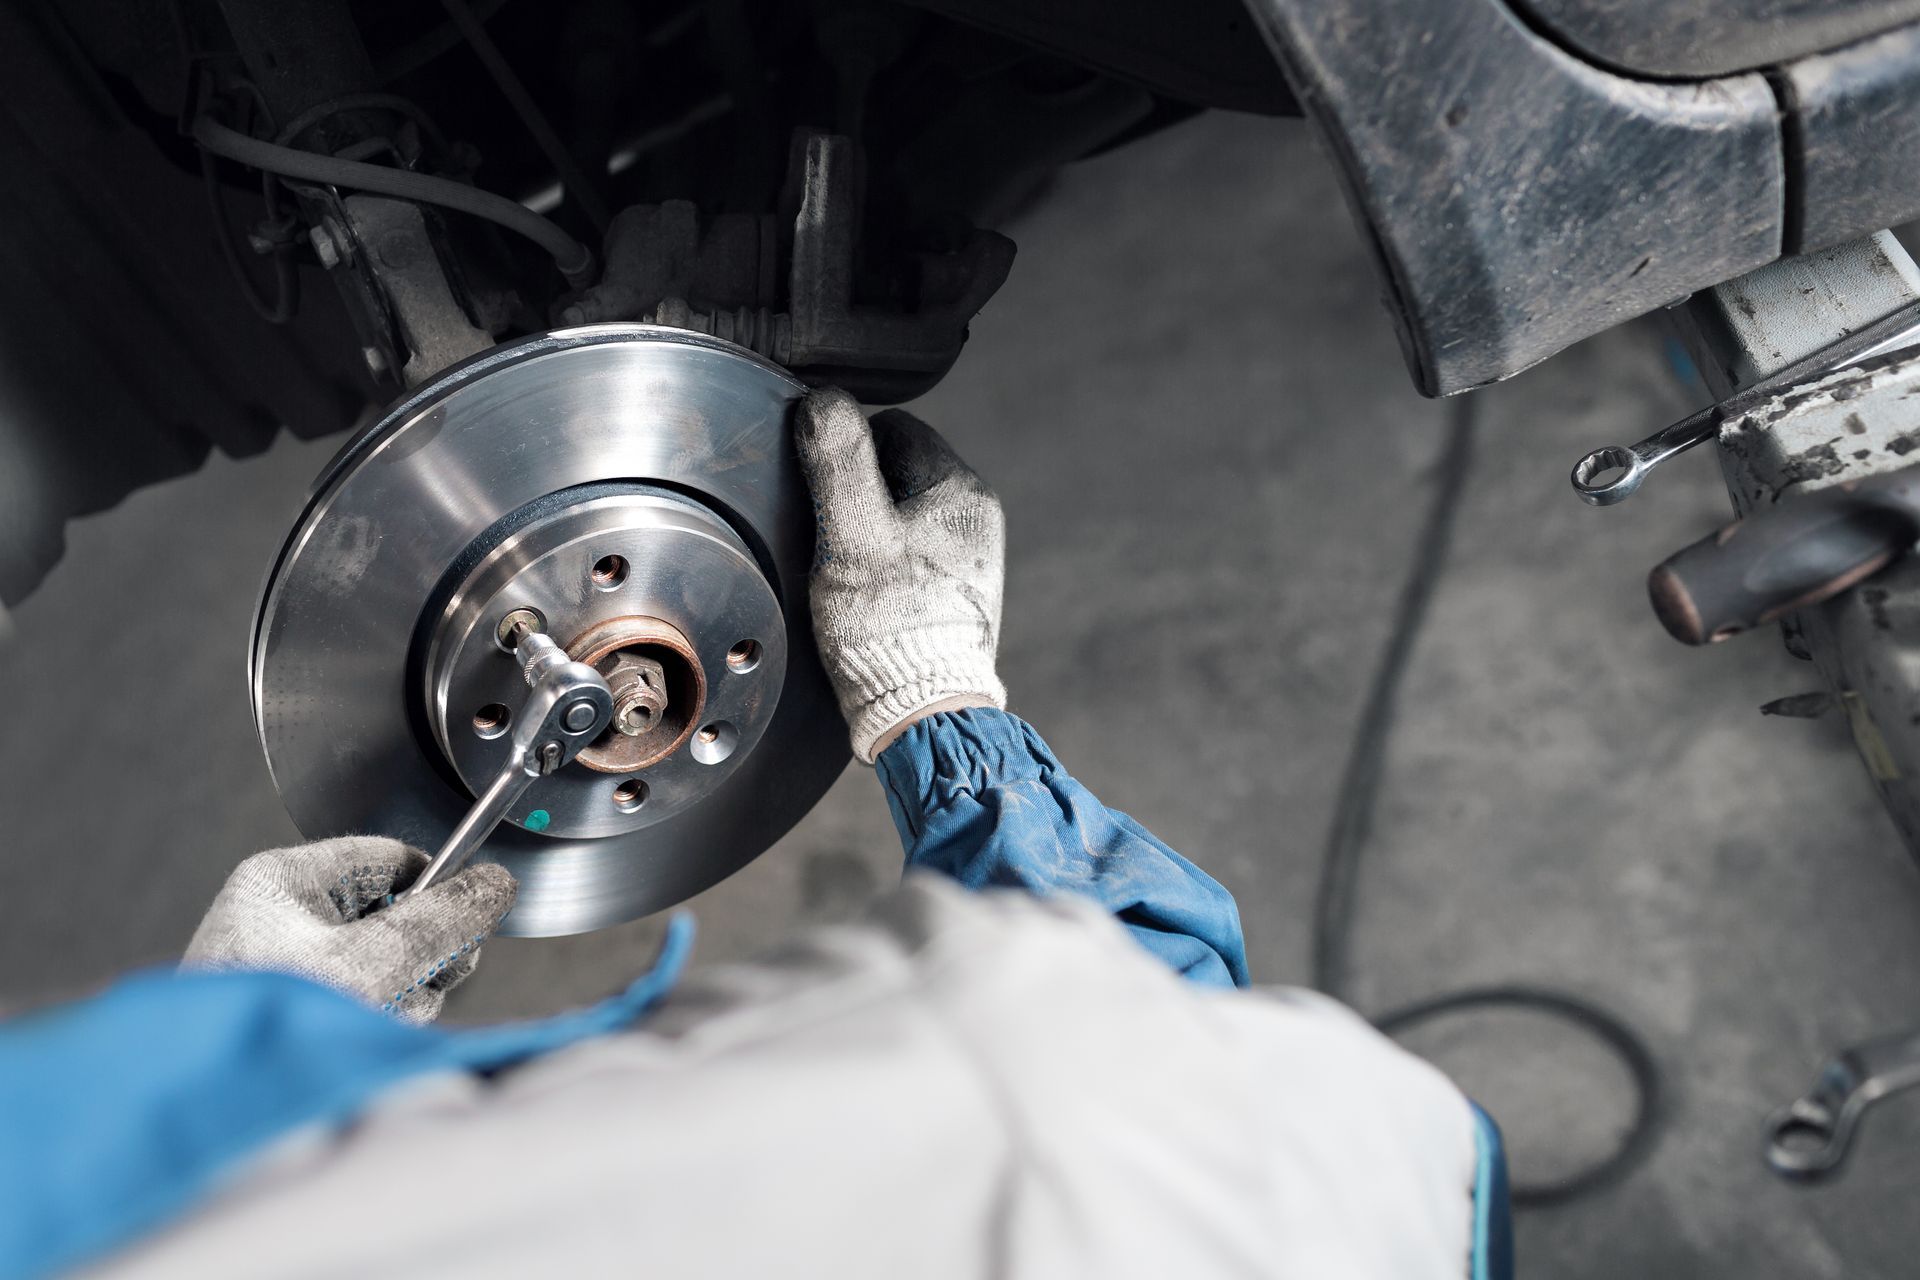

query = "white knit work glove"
[183, 837, 517, 1024]
[796, 388, 1006, 763]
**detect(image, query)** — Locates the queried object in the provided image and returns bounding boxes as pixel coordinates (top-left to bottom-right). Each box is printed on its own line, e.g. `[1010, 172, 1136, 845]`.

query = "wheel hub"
[250, 326, 847, 935]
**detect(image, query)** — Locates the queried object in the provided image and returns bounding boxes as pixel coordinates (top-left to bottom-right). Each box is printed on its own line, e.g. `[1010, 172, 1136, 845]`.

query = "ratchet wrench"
[398, 627, 613, 900]
[1571, 298, 1920, 506]
[1767, 1026, 1920, 1182]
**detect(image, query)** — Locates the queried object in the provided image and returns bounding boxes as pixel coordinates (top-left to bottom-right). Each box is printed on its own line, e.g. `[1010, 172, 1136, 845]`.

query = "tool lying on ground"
[1768, 1026, 1920, 1181]
[1570, 299, 1920, 507]
[1646, 460, 1920, 645]
[400, 624, 613, 900]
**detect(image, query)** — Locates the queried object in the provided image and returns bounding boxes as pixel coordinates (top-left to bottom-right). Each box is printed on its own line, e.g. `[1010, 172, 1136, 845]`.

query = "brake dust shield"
[250, 326, 847, 936]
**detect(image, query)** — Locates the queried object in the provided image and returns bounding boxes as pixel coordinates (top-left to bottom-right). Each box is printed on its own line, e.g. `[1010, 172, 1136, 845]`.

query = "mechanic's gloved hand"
[182, 837, 516, 1024]
[796, 388, 1006, 762]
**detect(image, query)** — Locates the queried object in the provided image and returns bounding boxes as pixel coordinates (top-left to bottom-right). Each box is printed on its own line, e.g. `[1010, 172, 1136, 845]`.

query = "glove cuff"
[836, 628, 1006, 763]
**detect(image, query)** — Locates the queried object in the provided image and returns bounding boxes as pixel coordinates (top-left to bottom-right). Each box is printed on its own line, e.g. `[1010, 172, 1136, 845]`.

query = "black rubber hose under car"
[190, 115, 596, 287]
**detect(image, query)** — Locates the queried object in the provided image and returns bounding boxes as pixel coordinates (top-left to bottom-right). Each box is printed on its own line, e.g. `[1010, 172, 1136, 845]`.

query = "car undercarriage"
[14, 0, 1920, 1231]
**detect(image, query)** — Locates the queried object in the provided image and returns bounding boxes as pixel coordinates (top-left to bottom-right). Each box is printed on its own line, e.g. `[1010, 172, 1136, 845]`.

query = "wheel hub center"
[567, 615, 706, 770]
[606, 653, 669, 736]
[422, 485, 786, 842]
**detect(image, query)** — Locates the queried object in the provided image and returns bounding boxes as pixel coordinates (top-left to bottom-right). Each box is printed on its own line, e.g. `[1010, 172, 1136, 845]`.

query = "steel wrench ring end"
[1572, 445, 1646, 506]
[1764, 1099, 1851, 1181]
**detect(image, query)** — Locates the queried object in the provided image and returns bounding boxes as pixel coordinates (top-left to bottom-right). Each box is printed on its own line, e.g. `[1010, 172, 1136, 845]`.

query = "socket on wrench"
[399, 631, 612, 900]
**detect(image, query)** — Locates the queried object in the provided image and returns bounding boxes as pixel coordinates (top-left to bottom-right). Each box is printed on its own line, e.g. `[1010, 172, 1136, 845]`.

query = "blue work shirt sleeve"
[875, 707, 1250, 988]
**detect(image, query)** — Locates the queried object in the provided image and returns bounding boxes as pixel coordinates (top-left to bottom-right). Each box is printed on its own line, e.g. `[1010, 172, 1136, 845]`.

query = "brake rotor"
[250, 325, 847, 935]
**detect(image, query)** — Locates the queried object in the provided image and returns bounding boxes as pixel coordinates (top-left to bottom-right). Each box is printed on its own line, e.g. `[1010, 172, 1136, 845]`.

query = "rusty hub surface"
[566, 616, 707, 772]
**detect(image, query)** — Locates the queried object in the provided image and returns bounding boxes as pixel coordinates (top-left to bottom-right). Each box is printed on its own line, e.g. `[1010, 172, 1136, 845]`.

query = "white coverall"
[97, 876, 1486, 1279]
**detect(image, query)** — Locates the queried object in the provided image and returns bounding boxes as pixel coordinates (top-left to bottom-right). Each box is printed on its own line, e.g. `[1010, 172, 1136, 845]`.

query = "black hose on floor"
[1310, 394, 1665, 1208]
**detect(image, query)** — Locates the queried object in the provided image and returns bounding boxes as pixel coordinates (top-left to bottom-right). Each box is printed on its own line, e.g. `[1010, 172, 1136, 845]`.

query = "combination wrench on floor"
[1768, 1027, 1920, 1181]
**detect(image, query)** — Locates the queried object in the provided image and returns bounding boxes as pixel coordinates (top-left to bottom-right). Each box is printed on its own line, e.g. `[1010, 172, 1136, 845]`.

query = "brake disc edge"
[248, 325, 848, 936]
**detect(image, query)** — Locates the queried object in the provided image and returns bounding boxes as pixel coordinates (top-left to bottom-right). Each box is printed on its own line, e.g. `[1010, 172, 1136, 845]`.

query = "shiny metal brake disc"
[250, 325, 847, 935]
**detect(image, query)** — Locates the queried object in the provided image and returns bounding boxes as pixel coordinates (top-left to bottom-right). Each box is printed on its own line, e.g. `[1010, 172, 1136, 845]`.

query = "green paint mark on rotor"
[524, 809, 552, 833]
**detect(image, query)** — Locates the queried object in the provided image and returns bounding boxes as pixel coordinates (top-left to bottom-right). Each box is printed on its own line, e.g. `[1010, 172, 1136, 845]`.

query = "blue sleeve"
[875, 707, 1249, 988]
[0, 920, 693, 1280]
[1470, 1105, 1515, 1280]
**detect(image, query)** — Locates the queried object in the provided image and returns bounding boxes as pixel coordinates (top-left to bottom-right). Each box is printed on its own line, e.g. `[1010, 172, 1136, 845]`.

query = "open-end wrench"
[1571, 298, 1920, 506]
[1767, 1027, 1920, 1181]
[398, 628, 612, 900]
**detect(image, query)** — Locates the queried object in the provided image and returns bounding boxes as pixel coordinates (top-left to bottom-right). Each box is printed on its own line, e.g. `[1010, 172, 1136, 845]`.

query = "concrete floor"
[7, 110, 1920, 1275]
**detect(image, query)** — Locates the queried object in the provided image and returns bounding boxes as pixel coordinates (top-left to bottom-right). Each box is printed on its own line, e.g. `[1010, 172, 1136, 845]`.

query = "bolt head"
[496, 608, 544, 651]
[600, 650, 671, 738]
[308, 224, 341, 269]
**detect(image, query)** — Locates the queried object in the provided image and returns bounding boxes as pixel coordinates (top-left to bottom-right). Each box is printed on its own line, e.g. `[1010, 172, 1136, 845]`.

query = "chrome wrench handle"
[407, 745, 543, 901]
[1766, 1026, 1920, 1181]
[399, 631, 612, 900]
[1572, 298, 1920, 506]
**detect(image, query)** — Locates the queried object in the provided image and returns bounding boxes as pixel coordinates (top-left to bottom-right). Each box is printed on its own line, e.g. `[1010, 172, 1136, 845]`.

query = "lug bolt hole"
[473, 703, 511, 739]
[691, 721, 737, 765]
[612, 778, 648, 812]
[590, 554, 629, 590]
[726, 639, 762, 673]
